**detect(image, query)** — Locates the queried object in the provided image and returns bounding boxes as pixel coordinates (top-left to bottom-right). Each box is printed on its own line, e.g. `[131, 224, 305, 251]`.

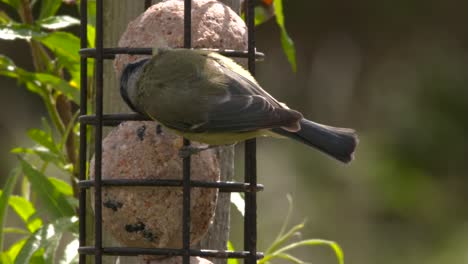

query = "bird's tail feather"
[272, 119, 358, 163]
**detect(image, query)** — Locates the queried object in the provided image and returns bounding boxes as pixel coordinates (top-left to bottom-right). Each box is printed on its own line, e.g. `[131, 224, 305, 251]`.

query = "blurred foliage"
[230, 195, 344, 264]
[241, 0, 296, 72]
[0, 0, 94, 262]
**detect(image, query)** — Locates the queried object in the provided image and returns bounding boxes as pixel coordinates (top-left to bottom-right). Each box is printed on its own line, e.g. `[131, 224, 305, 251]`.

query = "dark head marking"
[120, 58, 150, 114]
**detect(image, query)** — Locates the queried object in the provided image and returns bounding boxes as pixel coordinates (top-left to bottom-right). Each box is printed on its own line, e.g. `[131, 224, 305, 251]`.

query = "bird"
[119, 48, 358, 163]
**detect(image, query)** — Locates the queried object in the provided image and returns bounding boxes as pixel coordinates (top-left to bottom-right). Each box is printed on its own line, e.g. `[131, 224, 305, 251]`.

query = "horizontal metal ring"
[78, 246, 264, 259]
[79, 47, 265, 60]
[78, 179, 264, 193]
[80, 113, 149, 126]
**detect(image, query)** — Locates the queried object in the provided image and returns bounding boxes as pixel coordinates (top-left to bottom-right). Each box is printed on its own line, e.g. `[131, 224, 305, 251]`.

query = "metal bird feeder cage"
[77, 0, 263, 263]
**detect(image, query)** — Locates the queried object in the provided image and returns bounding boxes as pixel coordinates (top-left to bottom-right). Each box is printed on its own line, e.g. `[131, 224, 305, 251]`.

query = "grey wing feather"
[187, 57, 302, 133]
[191, 94, 301, 133]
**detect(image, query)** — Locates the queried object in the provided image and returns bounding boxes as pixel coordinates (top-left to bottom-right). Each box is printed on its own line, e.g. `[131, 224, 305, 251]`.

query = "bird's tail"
[272, 119, 358, 163]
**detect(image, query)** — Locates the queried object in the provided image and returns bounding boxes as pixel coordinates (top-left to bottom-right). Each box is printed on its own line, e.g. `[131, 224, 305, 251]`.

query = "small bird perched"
[120, 48, 358, 163]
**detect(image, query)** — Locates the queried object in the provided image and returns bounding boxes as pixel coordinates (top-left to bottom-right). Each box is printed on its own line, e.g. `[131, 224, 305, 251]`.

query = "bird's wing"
[178, 54, 302, 133]
[188, 94, 301, 133]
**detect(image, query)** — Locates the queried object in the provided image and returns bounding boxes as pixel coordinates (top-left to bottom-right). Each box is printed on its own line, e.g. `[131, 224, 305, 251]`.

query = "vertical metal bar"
[184, 0, 192, 48]
[94, 0, 104, 263]
[244, 0, 257, 263]
[183, 1, 192, 264]
[79, 0, 88, 263]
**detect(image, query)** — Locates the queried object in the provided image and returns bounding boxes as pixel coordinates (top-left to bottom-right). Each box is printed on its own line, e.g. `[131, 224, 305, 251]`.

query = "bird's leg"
[178, 144, 234, 158]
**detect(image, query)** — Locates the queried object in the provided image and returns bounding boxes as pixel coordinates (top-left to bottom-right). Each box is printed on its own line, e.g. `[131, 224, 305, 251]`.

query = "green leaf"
[7, 238, 27, 261]
[0, 10, 13, 24]
[0, 55, 49, 98]
[0, 168, 20, 251]
[0, 0, 20, 9]
[19, 158, 75, 219]
[87, 24, 95, 48]
[11, 147, 62, 164]
[34, 73, 80, 103]
[272, 253, 305, 264]
[36, 15, 80, 30]
[15, 216, 78, 264]
[27, 129, 60, 155]
[254, 5, 272, 25]
[39, 0, 62, 20]
[0, 251, 13, 264]
[227, 241, 239, 264]
[34, 31, 81, 85]
[8, 195, 43, 232]
[35, 32, 80, 63]
[48, 178, 73, 196]
[266, 221, 305, 255]
[264, 239, 344, 264]
[3, 227, 30, 235]
[273, 0, 297, 72]
[0, 24, 47, 40]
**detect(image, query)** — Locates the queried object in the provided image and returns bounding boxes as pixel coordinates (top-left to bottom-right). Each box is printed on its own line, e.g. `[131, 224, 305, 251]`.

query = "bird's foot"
[178, 145, 215, 158]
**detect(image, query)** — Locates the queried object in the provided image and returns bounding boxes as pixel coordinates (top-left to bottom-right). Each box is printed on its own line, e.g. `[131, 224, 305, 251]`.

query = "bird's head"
[120, 58, 150, 113]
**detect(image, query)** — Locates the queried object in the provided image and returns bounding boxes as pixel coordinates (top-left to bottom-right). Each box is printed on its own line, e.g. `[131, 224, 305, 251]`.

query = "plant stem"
[20, 0, 80, 199]
[56, 94, 79, 197]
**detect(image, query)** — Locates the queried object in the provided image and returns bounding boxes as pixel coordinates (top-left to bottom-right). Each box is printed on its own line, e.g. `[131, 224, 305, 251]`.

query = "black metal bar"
[94, 0, 104, 263]
[244, 0, 258, 264]
[79, 247, 264, 259]
[79, 47, 265, 59]
[79, 0, 88, 263]
[79, 113, 150, 125]
[183, 1, 192, 263]
[78, 179, 264, 192]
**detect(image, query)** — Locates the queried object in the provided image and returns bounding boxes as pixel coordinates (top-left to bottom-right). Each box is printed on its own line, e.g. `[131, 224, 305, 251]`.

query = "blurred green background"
[2, 0, 468, 263]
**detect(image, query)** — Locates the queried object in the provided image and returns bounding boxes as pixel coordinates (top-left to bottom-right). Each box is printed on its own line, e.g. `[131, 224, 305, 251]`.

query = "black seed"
[137, 125, 147, 141]
[142, 230, 157, 242]
[125, 221, 145, 233]
[103, 200, 123, 212]
[156, 124, 162, 135]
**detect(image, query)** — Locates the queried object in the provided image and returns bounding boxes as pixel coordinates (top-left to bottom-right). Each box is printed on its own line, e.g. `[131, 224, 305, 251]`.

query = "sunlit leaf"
[15, 217, 78, 264]
[39, 0, 62, 20]
[7, 238, 27, 261]
[58, 239, 79, 264]
[87, 24, 95, 48]
[48, 178, 73, 197]
[273, 0, 296, 72]
[263, 239, 344, 264]
[36, 16, 80, 30]
[0, 168, 20, 251]
[227, 241, 239, 264]
[0, 251, 13, 264]
[0, 24, 47, 40]
[8, 195, 43, 232]
[230, 192, 245, 216]
[19, 158, 75, 219]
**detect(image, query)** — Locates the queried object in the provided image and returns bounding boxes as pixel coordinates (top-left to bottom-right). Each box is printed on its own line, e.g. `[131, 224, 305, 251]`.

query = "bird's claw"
[178, 145, 209, 158]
